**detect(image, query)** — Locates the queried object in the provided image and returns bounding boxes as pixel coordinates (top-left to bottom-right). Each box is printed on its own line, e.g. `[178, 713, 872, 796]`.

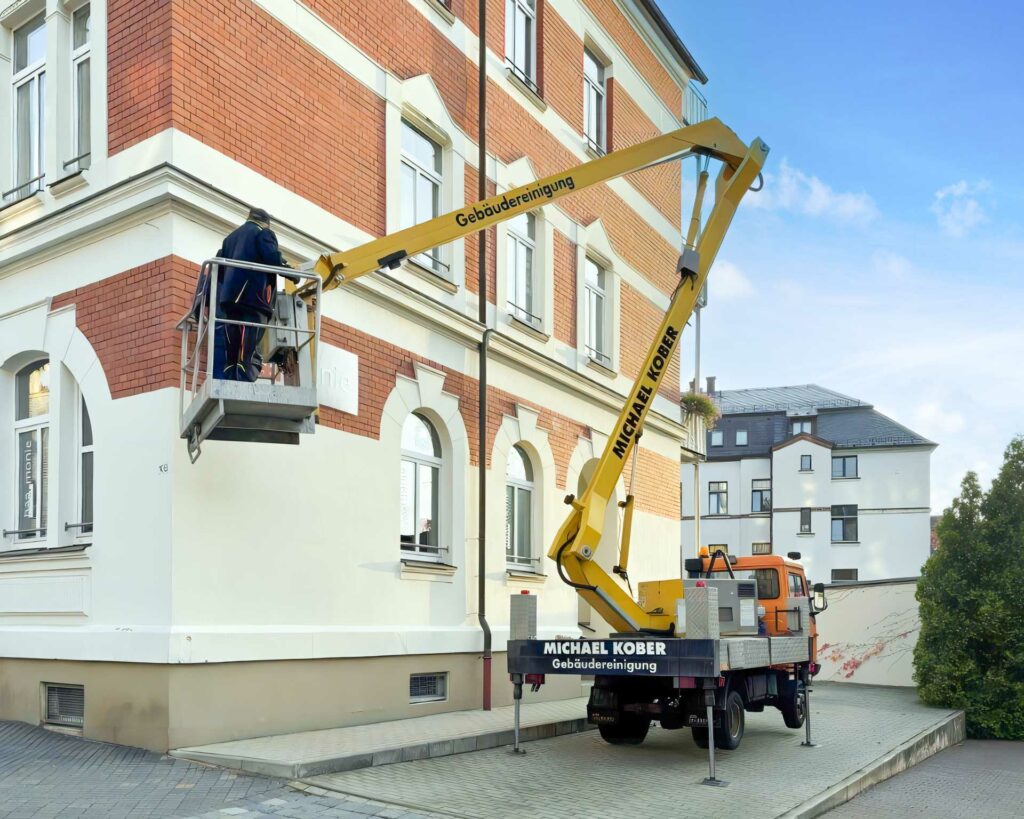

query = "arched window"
[506, 444, 534, 568]
[13, 360, 49, 542]
[400, 412, 442, 557]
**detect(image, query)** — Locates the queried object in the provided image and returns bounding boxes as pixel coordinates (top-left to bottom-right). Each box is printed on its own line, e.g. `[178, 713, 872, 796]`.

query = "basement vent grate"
[45, 684, 84, 728]
[409, 672, 448, 704]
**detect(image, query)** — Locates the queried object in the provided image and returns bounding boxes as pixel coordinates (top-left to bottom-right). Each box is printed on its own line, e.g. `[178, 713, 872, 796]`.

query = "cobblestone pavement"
[828, 739, 1024, 818]
[0, 722, 439, 819]
[307, 685, 958, 819]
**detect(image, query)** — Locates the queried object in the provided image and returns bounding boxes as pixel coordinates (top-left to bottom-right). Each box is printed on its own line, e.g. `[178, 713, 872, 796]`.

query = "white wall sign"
[318, 343, 359, 415]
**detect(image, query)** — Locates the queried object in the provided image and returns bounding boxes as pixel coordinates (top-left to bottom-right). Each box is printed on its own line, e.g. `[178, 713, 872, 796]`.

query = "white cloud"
[711, 260, 754, 300]
[746, 159, 878, 224]
[931, 179, 990, 238]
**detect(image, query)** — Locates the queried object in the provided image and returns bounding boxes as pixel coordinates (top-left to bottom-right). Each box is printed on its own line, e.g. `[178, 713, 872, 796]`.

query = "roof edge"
[635, 0, 708, 84]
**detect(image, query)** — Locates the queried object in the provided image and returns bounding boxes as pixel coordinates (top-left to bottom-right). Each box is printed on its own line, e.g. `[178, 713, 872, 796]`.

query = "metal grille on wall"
[45, 684, 84, 727]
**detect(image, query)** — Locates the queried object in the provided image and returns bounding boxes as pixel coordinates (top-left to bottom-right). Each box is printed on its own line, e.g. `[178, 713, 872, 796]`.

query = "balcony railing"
[683, 83, 708, 126]
[682, 411, 707, 457]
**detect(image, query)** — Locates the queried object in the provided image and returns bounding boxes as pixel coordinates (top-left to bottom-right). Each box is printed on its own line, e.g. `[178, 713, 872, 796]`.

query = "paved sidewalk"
[828, 739, 1024, 818]
[0, 721, 433, 819]
[173, 697, 591, 778]
[305, 685, 961, 819]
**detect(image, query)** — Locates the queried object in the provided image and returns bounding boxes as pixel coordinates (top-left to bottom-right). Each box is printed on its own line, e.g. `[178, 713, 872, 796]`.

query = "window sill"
[584, 143, 606, 161]
[48, 170, 89, 197]
[799, 469, 814, 473]
[0, 189, 44, 219]
[507, 314, 550, 342]
[750, 512, 771, 518]
[0, 543, 91, 561]
[506, 567, 547, 585]
[585, 355, 616, 378]
[423, 0, 456, 24]
[796, 532, 815, 537]
[831, 476, 860, 481]
[505, 67, 546, 111]
[403, 258, 458, 294]
[401, 557, 457, 582]
[831, 541, 861, 546]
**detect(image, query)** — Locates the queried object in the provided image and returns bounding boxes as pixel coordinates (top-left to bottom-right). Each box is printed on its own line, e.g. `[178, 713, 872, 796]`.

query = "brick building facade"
[0, 0, 706, 749]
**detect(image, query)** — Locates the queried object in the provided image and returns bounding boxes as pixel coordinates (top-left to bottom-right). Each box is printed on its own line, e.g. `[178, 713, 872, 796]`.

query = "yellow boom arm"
[310, 118, 768, 636]
[312, 119, 753, 289]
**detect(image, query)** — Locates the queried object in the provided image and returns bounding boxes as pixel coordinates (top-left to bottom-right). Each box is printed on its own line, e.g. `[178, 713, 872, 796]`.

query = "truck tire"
[782, 680, 806, 729]
[598, 715, 650, 745]
[690, 726, 710, 748]
[713, 690, 745, 750]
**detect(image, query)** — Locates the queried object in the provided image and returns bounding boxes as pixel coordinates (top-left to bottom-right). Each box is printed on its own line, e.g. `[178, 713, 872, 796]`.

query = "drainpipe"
[477, 0, 493, 712]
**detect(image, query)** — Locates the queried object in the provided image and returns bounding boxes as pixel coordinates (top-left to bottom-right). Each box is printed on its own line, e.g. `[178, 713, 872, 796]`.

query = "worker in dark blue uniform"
[215, 208, 293, 381]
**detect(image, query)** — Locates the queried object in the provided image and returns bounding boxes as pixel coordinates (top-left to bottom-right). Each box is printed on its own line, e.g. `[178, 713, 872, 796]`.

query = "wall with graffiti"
[817, 579, 920, 686]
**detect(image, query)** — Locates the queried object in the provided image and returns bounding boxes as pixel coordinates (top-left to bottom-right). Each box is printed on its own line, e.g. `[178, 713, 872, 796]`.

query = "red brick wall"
[552, 231, 577, 346]
[580, 0, 683, 114]
[52, 257, 194, 399]
[619, 282, 681, 405]
[107, 0, 173, 152]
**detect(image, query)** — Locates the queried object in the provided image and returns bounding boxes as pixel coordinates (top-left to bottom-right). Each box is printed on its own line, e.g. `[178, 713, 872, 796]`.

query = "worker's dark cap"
[248, 207, 272, 224]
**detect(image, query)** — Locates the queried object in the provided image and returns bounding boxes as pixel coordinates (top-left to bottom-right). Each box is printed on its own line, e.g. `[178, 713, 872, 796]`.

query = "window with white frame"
[710, 430, 723, 447]
[69, 3, 91, 172]
[791, 418, 813, 436]
[399, 121, 446, 276]
[583, 47, 606, 153]
[505, 0, 537, 91]
[8, 14, 47, 202]
[583, 257, 610, 365]
[505, 445, 535, 569]
[400, 413, 442, 557]
[12, 361, 50, 542]
[506, 212, 539, 327]
[76, 397, 93, 536]
[735, 429, 748, 446]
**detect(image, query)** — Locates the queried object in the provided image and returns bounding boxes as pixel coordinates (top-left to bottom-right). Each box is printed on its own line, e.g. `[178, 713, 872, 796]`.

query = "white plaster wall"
[817, 580, 920, 686]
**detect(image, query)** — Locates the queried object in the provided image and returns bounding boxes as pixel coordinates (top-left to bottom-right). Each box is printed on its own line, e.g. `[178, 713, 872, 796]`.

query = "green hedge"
[913, 437, 1024, 739]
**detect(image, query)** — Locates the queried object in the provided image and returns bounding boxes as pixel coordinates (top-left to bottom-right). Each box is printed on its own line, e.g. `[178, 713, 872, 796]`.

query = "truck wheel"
[713, 690, 745, 750]
[598, 716, 650, 745]
[690, 726, 710, 749]
[782, 680, 806, 729]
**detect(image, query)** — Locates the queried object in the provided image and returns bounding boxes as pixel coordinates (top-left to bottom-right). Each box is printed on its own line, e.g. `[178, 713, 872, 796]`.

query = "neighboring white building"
[681, 384, 936, 583]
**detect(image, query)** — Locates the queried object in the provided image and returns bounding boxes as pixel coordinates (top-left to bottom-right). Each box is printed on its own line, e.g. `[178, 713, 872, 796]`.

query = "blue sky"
[659, 0, 1024, 510]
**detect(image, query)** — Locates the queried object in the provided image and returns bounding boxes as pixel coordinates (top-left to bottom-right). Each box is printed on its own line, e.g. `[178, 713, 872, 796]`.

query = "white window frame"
[7, 13, 47, 203]
[583, 47, 606, 153]
[400, 413, 444, 560]
[68, 2, 91, 172]
[583, 257, 610, 366]
[710, 430, 723, 447]
[735, 429, 748, 446]
[73, 393, 93, 538]
[505, 445, 535, 570]
[506, 212, 539, 328]
[504, 0, 537, 91]
[791, 419, 813, 436]
[10, 360, 50, 545]
[399, 120, 448, 278]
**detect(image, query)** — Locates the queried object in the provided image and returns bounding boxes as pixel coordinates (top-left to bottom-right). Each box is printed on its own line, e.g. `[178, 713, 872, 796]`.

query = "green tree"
[914, 437, 1024, 738]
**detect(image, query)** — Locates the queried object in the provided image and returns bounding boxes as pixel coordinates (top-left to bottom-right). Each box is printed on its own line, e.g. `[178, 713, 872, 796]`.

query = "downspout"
[477, 0, 493, 712]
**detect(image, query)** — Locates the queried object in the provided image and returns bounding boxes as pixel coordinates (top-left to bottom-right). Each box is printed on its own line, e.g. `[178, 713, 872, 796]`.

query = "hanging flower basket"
[681, 392, 721, 429]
